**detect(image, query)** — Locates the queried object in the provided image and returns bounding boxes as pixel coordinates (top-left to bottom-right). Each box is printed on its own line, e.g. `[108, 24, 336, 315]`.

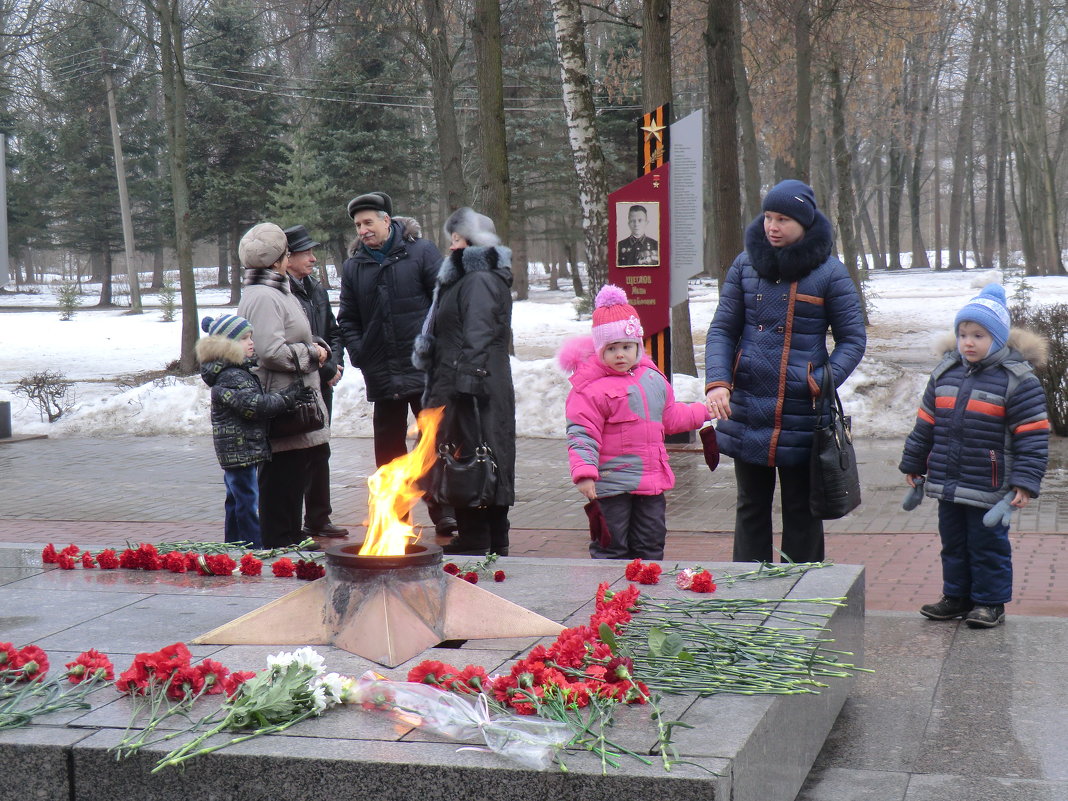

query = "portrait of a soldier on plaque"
[616, 202, 661, 267]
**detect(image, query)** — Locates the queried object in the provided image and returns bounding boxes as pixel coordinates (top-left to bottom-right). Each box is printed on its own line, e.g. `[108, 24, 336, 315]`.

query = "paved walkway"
[1, 434, 1066, 616]
[3, 433, 1067, 801]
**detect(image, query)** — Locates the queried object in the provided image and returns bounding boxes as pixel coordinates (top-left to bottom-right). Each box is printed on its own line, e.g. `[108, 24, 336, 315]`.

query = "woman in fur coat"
[414, 208, 515, 556]
[704, 180, 866, 564]
[236, 223, 331, 550]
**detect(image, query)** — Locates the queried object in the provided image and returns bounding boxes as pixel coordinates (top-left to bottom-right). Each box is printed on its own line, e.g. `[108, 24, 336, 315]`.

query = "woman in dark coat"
[413, 208, 516, 555]
[704, 180, 866, 563]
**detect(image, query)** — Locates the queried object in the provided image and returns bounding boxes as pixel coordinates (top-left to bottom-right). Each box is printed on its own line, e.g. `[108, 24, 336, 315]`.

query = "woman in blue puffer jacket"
[705, 180, 866, 563]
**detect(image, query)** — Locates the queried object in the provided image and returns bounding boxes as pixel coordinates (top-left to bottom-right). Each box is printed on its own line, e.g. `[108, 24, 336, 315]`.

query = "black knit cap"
[347, 192, 393, 219]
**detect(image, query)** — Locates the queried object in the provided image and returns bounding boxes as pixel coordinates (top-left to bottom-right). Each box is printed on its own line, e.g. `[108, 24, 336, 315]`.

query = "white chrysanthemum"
[266, 650, 296, 670]
[315, 672, 345, 706]
[290, 647, 326, 675]
[310, 685, 329, 714]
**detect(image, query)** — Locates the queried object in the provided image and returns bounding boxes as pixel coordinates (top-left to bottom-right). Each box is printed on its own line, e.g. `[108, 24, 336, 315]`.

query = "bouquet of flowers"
[352, 671, 570, 770]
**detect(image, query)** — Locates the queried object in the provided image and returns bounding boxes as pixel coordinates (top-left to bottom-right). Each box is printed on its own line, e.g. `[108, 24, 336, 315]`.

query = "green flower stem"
[152, 707, 320, 772]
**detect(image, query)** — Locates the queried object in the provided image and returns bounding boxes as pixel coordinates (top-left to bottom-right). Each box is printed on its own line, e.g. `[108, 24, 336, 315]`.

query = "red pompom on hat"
[591, 284, 644, 355]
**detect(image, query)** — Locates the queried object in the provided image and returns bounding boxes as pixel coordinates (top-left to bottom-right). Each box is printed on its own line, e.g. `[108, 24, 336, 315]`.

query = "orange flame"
[358, 406, 445, 557]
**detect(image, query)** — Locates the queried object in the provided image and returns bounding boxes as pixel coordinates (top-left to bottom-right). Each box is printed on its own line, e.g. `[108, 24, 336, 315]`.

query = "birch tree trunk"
[550, 0, 609, 292]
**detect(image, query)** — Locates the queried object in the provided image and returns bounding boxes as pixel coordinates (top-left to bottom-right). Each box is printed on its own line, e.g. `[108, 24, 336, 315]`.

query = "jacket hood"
[934, 327, 1048, 368]
[744, 209, 835, 282]
[196, 336, 251, 385]
[437, 245, 513, 289]
[347, 216, 423, 257]
[562, 339, 662, 391]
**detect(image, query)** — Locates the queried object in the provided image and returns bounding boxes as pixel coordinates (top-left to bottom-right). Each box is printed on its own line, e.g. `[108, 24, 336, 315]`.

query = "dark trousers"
[259, 444, 327, 549]
[733, 459, 824, 563]
[303, 385, 334, 530]
[372, 395, 424, 466]
[373, 394, 447, 525]
[452, 505, 511, 554]
[937, 501, 1013, 604]
[223, 466, 261, 548]
[590, 493, 667, 560]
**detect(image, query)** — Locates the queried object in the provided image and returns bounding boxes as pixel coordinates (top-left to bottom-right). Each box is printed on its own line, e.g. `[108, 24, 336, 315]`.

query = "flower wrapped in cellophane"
[352, 671, 570, 771]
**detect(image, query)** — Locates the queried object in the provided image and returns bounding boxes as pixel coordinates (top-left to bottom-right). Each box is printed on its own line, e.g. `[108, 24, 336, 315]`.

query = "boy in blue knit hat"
[899, 284, 1050, 628]
[196, 314, 310, 547]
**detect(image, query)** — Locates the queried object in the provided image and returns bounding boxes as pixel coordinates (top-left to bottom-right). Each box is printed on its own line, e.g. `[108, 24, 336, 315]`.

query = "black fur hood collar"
[744, 209, 835, 282]
[436, 245, 513, 289]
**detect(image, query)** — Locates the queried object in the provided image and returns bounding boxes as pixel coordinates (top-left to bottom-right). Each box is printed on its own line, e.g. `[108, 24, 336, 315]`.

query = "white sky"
[4, 267, 1066, 440]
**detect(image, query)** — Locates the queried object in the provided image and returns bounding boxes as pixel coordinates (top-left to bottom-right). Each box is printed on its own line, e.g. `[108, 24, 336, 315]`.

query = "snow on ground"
[4, 268, 1068, 441]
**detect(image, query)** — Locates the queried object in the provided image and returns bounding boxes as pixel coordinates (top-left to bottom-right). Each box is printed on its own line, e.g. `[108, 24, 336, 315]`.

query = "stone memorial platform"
[0, 545, 863, 801]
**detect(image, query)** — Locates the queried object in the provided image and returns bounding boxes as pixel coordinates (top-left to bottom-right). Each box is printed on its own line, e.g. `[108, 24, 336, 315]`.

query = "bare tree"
[549, 0, 609, 291]
[472, 0, 510, 240]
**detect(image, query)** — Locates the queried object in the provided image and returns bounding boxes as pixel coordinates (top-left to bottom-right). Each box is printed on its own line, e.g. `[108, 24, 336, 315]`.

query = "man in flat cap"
[283, 224, 347, 540]
[337, 192, 455, 534]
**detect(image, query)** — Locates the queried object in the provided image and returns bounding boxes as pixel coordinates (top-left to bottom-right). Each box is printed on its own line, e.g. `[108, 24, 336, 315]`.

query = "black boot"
[919, 595, 973, 620]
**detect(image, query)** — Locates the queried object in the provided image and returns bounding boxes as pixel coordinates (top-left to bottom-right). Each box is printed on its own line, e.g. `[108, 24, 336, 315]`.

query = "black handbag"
[432, 398, 498, 509]
[270, 346, 326, 439]
[809, 367, 861, 520]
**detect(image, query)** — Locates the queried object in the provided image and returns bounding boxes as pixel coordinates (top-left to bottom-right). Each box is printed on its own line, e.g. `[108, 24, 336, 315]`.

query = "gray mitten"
[982, 496, 1015, 529]
[902, 477, 925, 511]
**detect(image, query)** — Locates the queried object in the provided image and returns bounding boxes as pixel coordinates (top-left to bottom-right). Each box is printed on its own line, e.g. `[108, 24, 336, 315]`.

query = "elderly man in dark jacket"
[284, 224, 347, 539]
[338, 192, 454, 533]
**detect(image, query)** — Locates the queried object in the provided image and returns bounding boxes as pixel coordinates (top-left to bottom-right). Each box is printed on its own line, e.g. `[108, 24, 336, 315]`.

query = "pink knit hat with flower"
[591, 284, 644, 356]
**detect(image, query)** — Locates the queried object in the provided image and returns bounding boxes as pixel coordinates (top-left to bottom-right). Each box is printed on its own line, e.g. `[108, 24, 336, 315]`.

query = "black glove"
[279, 382, 312, 411]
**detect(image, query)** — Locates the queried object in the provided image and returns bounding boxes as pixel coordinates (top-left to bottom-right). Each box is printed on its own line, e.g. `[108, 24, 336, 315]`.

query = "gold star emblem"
[641, 120, 666, 143]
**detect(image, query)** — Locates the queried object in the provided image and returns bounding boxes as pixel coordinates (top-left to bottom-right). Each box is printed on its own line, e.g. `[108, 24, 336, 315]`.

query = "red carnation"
[689, 571, 716, 593]
[239, 553, 263, 576]
[59, 544, 80, 559]
[624, 558, 644, 581]
[41, 544, 58, 564]
[0, 642, 18, 669]
[224, 670, 257, 696]
[162, 551, 187, 573]
[463, 571, 478, 584]
[295, 559, 325, 581]
[272, 557, 296, 577]
[96, 549, 119, 569]
[65, 649, 114, 684]
[407, 660, 460, 686]
[442, 562, 460, 576]
[493, 570, 506, 582]
[203, 553, 236, 576]
[637, 563, 662, 585]
[56, 553, 76, 570]
[118, 548, 140, 569]
[196, 659, 230, 694]
[81, 551, 97, 569]
[13, 644, 49, 682]
[167, 665, 205, 699]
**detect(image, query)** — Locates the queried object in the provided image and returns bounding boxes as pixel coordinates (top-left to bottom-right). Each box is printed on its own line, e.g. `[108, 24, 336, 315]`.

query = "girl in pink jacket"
[561, 285, 710, 559]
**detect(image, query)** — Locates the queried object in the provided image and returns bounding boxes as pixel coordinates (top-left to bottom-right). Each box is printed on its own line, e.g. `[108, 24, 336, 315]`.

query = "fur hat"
[591, 284, 644, 356]
[954, 283, 1010, 352]
[762, 179, 818, 229]
[444, 207, 500, 247]
[238, 223, 288, 269]
[347, 192, 393, 219]
[201, 314, 252, 340]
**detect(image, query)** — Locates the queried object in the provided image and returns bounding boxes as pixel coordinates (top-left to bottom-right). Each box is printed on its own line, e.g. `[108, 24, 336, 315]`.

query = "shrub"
[1011, 302, 1068, 436]
[14, 370, 76, 423]
[159, 278, 177, 322]
[56, 282, 82, 321]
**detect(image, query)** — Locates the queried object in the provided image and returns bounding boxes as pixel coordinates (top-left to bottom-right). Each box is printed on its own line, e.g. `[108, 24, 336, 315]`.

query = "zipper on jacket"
[989, 450, 998, 487]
